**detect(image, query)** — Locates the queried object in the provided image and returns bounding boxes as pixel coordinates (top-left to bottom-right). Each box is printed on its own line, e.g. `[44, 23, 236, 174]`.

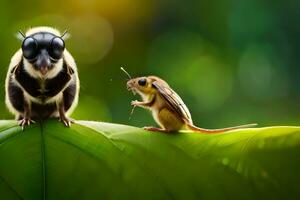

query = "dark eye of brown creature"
[138, 78, 147, 86]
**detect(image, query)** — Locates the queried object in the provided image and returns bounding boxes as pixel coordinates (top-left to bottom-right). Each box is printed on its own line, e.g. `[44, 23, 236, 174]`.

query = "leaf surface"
[0, 120, 299, 199]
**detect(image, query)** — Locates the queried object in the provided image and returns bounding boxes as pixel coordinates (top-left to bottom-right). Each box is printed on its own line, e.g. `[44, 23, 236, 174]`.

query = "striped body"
[5, 27, 79, 122]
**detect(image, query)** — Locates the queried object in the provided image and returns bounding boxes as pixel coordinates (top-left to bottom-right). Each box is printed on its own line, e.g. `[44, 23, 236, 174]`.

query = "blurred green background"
[0, 0, 299, 128]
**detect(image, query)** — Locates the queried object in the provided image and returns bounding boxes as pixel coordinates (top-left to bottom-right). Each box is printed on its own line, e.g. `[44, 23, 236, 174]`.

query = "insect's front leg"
[57, 97, 74, 127]
[19, 99, 35, 130]
[131, 95, 155, 109]
[130, 100, 153, 108]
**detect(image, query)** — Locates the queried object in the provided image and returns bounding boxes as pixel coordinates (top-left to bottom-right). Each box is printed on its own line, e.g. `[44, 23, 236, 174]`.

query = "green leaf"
[0, 120, 300, 199]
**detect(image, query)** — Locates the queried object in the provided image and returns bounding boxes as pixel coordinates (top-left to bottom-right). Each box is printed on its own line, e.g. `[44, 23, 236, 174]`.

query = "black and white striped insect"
[5, 27, 79, 129]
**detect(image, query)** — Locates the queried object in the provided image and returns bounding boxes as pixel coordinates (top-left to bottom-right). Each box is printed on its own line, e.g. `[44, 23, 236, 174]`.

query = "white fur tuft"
[25, 26, 61, 37]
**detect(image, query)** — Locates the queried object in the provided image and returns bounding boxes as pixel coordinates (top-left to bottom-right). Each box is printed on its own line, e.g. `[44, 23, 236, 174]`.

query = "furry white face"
[21, 27, 66, 79]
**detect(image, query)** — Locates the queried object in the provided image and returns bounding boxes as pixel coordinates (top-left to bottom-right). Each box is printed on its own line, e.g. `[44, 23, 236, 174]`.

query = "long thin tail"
[186, 123, 257, 134]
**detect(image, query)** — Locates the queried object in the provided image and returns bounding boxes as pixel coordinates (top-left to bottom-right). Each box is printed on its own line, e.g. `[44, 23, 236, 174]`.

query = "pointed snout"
[126, 79, 138, 95]
[126, 79, 134, 90]
[35, 50, 51, 75]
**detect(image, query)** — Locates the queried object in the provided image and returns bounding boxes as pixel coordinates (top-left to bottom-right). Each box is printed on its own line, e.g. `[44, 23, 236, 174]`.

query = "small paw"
[59, 116, 75, 127]
[18, 118, 35, 130]
[131, 100, 139, 106]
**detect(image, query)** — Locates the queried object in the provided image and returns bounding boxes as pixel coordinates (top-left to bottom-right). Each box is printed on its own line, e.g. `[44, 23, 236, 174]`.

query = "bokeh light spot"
[148, 30, 233, 111]
[238, 44, 289, 100]
[68, 15, 114, 65]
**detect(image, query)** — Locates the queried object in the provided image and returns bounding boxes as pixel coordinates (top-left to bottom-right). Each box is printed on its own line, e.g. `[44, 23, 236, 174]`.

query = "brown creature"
[126, 75, 256, 133]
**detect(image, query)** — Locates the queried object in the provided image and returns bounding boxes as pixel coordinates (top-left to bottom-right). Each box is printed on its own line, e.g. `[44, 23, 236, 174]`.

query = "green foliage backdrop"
[0, 120, 300, 199]
[0, 0, 300, 128]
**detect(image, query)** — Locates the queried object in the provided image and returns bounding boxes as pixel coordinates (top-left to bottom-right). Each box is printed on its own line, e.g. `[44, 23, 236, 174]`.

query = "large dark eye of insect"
[49, 37, 65, 60]
[22, 37, 38, 60]
[138, 78, 147, 86]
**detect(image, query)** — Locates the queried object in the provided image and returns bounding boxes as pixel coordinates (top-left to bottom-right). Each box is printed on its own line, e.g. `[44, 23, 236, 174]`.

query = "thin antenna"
[120, 67, 132, 79]
[61, 30, 68, 37]
[61, 29, 69, 40]
[18, 30, 26, 39]
[121, 67, 134, 119]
